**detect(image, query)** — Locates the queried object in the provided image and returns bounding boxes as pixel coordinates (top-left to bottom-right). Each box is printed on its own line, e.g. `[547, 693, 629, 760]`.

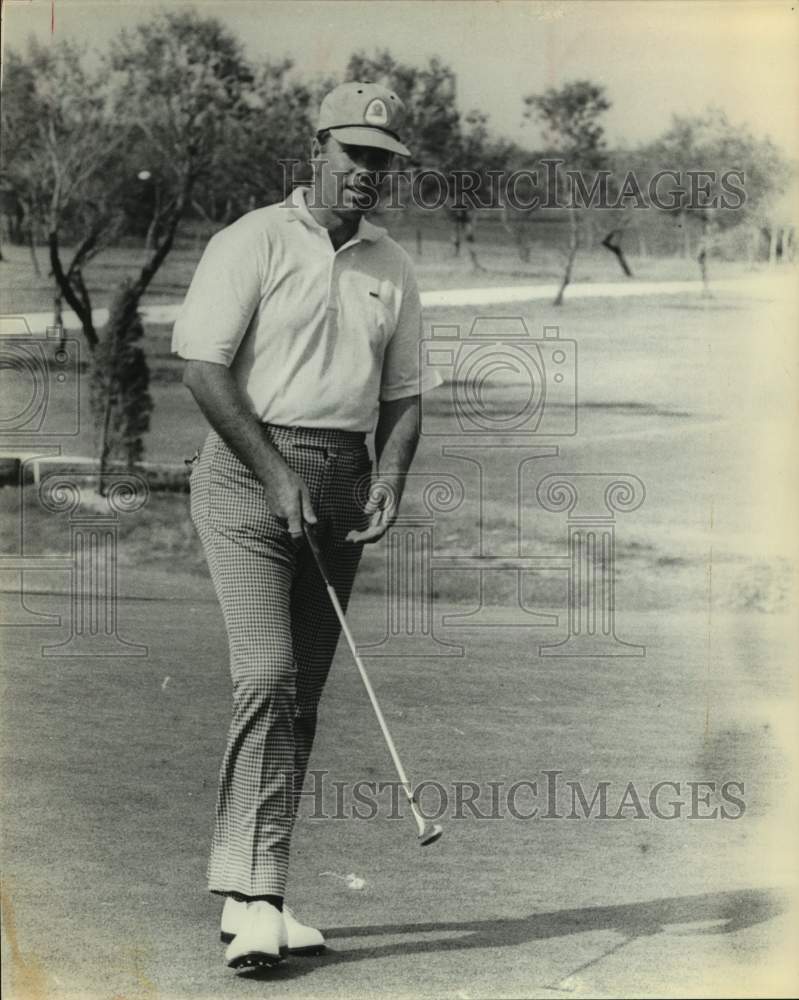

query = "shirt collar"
[284, 186, 385, 244]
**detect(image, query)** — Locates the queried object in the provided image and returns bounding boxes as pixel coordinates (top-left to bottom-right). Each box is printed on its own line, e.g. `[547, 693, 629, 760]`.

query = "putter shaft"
[303, 524, 440, 843]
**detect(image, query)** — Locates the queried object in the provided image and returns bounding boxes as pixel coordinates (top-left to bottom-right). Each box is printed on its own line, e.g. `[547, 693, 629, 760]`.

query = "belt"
[263, 423, 367, 455]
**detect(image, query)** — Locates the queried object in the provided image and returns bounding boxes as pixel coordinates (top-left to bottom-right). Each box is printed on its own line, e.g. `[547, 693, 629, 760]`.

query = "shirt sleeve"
[171, 222, 264, 366]
[380, 256, 443, 401]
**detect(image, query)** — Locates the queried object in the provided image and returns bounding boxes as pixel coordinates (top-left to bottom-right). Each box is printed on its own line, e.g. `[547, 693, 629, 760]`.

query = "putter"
[303, 523, 443, 847]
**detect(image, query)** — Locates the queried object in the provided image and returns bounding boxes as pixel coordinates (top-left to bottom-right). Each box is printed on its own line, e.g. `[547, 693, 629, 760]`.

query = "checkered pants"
[190, 425, 370, 897]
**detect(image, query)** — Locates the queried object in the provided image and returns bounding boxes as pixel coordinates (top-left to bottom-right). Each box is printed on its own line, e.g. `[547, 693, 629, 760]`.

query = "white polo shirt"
[172, 187, 441, 432]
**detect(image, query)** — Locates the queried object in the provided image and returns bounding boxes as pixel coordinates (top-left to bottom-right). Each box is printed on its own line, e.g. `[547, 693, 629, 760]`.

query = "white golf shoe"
[221, 897, 326, 956]
[223, 899, 288, 970]
[282, 906, 326, 954]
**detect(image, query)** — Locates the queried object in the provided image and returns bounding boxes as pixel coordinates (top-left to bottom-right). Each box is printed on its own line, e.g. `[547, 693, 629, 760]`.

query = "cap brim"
[329, 126, 410, 157]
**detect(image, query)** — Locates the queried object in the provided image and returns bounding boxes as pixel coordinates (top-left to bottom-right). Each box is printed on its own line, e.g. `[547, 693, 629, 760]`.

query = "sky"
[2, 0, 797, 153]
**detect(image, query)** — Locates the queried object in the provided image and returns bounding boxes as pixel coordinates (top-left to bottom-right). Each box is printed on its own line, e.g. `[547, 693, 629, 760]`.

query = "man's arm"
[346, 394, 420, 545]
[183, 360, 316, 537]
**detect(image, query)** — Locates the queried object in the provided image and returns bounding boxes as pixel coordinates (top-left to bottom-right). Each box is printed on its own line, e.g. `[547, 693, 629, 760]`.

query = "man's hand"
[346, 395, 420, 546]
[345, 477, 400, 545]
[264, 462, 317, 539]
[182, 360, 317, 538]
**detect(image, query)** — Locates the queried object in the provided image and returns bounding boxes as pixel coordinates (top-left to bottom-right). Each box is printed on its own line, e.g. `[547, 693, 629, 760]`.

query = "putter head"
[418, 823, 443, 847]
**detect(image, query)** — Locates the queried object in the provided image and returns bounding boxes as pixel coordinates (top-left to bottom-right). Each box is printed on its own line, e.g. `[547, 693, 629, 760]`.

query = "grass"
[1, 242, 795, 999]
[2, 287, 774, 464]
[1, 284, 794, 618]
[0, 230, 764, 316]
[1, 590, 794, 999]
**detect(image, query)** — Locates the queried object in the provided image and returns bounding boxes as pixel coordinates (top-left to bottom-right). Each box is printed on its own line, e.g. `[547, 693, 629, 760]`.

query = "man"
[172, 81, 441, 971]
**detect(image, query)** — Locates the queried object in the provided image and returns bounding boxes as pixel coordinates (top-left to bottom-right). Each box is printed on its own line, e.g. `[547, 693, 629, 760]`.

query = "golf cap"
[317, 82, 411, 157]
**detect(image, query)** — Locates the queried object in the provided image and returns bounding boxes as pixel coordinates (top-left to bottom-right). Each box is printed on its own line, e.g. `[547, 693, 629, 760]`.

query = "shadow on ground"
[238, 887, 784, 982]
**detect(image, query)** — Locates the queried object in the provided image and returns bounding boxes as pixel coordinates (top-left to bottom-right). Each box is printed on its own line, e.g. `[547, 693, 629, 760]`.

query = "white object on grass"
[319, 871, 367, 890]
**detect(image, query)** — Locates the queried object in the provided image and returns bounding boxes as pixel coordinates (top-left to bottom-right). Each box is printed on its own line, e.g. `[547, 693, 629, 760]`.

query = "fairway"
[0, 592, 794, 999]
[2, 0, 798, 992]
[2, 276, 796, 997]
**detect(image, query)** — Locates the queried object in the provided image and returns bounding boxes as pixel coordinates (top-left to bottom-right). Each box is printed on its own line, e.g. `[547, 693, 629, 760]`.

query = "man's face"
[312, 135, 394, 217]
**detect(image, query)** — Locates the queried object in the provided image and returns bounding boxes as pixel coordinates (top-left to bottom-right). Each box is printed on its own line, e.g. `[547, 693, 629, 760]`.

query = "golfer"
[172, 82, 440, 970]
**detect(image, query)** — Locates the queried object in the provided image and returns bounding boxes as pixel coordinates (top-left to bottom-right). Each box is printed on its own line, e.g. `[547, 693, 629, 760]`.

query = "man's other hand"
[345, 477, 399, 545]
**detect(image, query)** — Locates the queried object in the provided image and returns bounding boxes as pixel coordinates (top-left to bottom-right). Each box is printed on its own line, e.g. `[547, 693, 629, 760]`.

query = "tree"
[208, 59, 319, 220]
[594, 148, 651, 278]
[90, 281, 153, 471]
[498, 145, 552, 265]
[0, 41, 124, 303]
[647, 108, 792, 289]
[106, 11, 253, 286]
[447, 109, 515, 270]
[1, 14, 257, 486]
[0, 46, 49, 275]
[524, 80, 611, 304]
[81, 11, 254, 486]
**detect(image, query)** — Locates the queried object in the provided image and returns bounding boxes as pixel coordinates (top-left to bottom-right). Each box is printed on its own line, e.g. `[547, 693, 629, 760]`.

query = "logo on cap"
[364, 98, 389, 127]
